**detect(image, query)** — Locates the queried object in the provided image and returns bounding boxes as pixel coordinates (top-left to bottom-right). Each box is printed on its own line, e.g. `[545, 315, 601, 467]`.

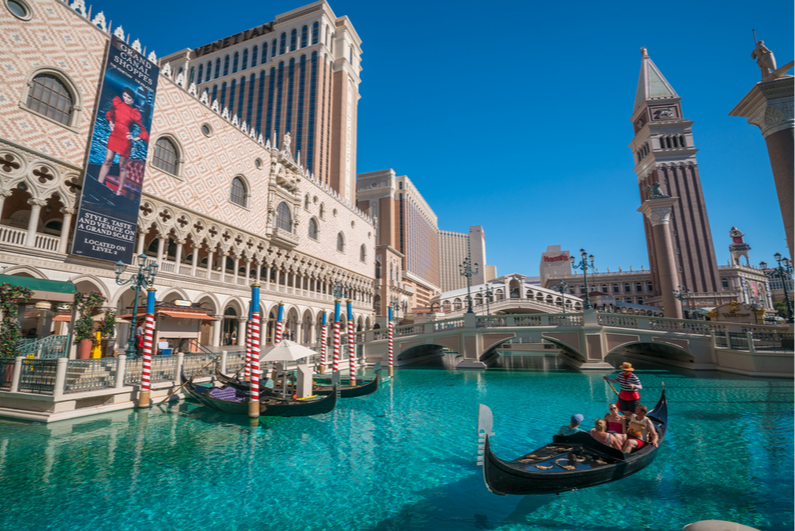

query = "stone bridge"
[355, 310, 792, 377]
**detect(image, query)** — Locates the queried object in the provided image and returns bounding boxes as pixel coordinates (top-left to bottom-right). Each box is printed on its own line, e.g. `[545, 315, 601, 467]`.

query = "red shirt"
[106, 96, 149, 158]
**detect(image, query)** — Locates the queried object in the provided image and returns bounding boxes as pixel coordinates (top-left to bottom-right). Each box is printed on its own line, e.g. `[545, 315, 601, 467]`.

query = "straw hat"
[620, 362, 634, 371]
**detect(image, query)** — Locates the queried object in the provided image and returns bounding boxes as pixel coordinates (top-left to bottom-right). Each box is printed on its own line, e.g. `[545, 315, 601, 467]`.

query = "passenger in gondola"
[556, 414, 585, 436]
[604, 403, 625, 434]
[589, 419, 626, 450]
[621, 404, 659, 453]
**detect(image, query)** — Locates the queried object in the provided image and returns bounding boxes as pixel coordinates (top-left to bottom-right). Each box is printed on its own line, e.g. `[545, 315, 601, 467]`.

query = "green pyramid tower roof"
[633, 48, 678, 113]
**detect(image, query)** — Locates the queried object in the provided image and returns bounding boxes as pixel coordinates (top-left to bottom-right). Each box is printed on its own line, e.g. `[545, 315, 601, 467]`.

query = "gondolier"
[604, 362, 642, 415]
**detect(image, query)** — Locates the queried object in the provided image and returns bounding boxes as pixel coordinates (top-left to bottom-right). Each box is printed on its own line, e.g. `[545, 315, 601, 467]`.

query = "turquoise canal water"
[0, 356, 792, 531]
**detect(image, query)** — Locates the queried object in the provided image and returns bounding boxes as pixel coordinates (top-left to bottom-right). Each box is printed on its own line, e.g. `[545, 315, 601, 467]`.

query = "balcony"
[271, 226, 300, 248]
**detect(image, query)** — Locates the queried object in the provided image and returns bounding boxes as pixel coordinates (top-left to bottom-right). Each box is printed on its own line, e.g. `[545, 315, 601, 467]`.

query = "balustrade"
[64, 359, 118, 393]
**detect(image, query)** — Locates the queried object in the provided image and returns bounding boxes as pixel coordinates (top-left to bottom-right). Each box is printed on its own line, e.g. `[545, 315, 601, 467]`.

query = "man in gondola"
[556, 414, 585, 436]
[622, 404, 659, 452]
[604, 362, 642, 416]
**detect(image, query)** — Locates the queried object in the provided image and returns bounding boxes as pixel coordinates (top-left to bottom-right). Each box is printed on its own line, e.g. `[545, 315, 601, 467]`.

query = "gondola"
[181, 371, 339, 417]
[215, 363, 380, 399]
[477, 384, 667, 495]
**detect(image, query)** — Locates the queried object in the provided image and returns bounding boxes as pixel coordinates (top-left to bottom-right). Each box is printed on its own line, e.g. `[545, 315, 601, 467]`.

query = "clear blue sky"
[86, 0, 794, 276]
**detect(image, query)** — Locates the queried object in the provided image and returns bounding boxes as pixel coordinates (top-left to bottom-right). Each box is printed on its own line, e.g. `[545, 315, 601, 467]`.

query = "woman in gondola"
[604, 403, 626, 434]
[589, 419, 626, 451]
[97, 87, 150, 196]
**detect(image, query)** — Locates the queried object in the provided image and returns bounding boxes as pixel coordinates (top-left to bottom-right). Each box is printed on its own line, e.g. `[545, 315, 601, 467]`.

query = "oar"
[156, 354, 222, 407]
[603, 377, 620, 397]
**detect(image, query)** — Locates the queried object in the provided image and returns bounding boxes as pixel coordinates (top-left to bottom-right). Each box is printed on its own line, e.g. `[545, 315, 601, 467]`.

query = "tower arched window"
[189, 67, 195, 84]
[308, 218, 318, 240]
[211, 85, 218, 102]
[232, 52, 239, 73]
[260, 43, 267, 64]
[666, 137, 672, 149]
[679, 135, 686, 147]
[251, 46, 258, 67]
[290, 29, 297, 51]
[272, 39, 277, 58]
[219, 82, 227, 108]
[152, 137, 179, 176]
[279, 32, 287, 55]
[223, 55, 230, 76]
[197, 64, 204, 84]
[301, 25, 308, 47]
[672, 136, 678, 148]
[242, 49, 248, 70]
[312, 22, 319, 44]
[205, 62, 211, 82]
[360, 245, 366, 263]
[276, 202, 292, 232]
[215, 58, 221, 79]
[25, 73, 75, 127]
[336, 232, 345, 253]
[230, 177, 247, 207]
[375, 258, 381, 279]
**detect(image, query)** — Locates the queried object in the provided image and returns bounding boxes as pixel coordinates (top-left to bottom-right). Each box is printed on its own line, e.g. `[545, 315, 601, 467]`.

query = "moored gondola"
[181, 371, 339, 417]
[477, 384, 667, 495]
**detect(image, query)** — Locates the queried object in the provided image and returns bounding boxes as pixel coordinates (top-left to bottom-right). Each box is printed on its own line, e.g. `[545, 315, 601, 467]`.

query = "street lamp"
[459, 257, 479, 314]
[554, 281, 569, 315]
[390, 295, 401, 323]
[570, 249, 595, 310]
[672, 285, 692, 319]
[762, 254, 793, 323]
[115, 253, 158, 359]
[479, 285, 494, 316]
[747, 296, 762, 325]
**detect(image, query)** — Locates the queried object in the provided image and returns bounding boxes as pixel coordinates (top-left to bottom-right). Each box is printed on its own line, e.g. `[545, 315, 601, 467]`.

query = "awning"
[0, 274, 75, 303]
[53, 313, 72, 322]
[158, 310, 217, 321]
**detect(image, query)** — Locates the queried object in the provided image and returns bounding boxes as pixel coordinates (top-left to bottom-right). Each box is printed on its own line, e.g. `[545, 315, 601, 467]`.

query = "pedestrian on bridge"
[604, 362, 642, 416]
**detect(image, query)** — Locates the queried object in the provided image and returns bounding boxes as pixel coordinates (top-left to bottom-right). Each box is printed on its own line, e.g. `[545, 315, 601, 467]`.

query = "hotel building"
[438, 225, 487, 292]
[161, 0, 362, 203]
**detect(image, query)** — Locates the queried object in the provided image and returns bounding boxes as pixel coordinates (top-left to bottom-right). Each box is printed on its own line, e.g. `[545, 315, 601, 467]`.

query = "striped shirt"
[608, 372, 642, 393]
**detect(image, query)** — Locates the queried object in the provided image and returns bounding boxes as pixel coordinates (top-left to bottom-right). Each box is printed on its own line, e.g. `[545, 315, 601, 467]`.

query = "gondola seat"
[209, 386, 244, 402]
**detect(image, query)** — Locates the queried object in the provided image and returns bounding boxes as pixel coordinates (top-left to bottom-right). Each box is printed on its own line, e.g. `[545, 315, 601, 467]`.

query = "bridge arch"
[606, 340, 694, 364]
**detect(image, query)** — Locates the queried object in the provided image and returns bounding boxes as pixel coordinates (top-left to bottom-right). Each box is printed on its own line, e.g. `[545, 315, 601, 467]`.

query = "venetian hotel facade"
[0, 0, 376, 352]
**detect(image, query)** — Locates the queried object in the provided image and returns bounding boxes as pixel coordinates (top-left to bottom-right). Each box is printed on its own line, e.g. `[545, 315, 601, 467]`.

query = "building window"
[259, 44, 265, 65]
[624, 283, 631, 293]
[319, 203, 325, 219]
[25, 73, 74, 126]
[276, 202, 292, 232]
[308, 218, 318, 240]
[6, 0, 32, 20]
[290, 29, 297, 51]
[279, 32, 286, 54]
[230, 177, 247, 207]
[647, 281, 653, 292]
[635, 282, 642, 292]
[272, 39, 277, 58]
[613, 284, 619, 293]
[152, 137, 179, 176]
[638, 298, 644, 305]
[304, 194, 310, 209]
[360, 245, 367, 263]
[721, 277, 729, 289]
[241, 49, 248, 70]
[223, 55, 230, 76]
[337, 232, 345, 253]
[197, 64, 204, 84]
[301, 25, 308, 47]
[214, 58, 221, 79]
[312, 22, 319, 44]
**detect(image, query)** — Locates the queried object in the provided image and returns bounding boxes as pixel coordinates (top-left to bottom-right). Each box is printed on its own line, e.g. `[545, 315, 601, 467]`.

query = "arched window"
[276, 202, 292, 232]
[360, 245, 366, 262]
[272, 39, 277, 58]
[152, 137, 179, 175]
[261, 43, 267, 64]
[241, 49, 248, 70]
[336, 232, 345, 252]
[230, 177, 247, 207]
[25, 73, 74, 126]
[219, 82, 227, 108]
[215, 58, 221, 79]
[312, 22, 319, 44]
[232, 52, 239, 73]
[251, 45, 258, 67]
[290, 29, 297, 51]
[301, 25, 308, 47]
[211, 85, 218, 102]
[189, 67, 195, 84]
[279, 32, 287, 54]
[205, 61, 212, 82]
[223, 55, 230, 76]
[197, 64, 204, 84]
[308, 218, 318, 240]
[349, 46, 353, 64]
[375, 258, 381, 279]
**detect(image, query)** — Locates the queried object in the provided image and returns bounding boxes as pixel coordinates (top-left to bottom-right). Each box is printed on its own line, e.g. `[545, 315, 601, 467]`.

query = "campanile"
[629, 48, 720, 301]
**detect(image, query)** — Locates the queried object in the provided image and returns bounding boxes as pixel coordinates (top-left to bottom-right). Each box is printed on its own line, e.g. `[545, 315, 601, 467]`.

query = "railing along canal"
[64, 359, 118, 393]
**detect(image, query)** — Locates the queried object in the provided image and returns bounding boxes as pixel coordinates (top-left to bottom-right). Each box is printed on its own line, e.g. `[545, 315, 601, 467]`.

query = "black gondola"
[181, 371, 339, 417]
[477, 384, 667, 495]
[215, 363, 380, 399]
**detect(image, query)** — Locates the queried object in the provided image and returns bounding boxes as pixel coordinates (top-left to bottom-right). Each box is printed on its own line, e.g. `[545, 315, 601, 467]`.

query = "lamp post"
[747, 296, 762, 325]
[459, 257, 479, 314]
[115, 253, 158, 359]
[672, 285, 692, 319]
[479, 285, 494, 316]
[390, 296, 399, 323]
[762, 254, 793, 323]
[570, 249, 595, 310]
[554, 281, 569, 315]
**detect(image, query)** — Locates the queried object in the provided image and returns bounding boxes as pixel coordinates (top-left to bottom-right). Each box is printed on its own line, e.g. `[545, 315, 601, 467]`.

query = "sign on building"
[72, 35, 159, 263]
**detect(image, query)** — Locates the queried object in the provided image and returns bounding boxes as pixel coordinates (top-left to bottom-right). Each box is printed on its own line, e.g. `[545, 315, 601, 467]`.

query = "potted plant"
[98, 309, 117, 357]
[0, 283, 33, 386]
[73, 291, 105, 359]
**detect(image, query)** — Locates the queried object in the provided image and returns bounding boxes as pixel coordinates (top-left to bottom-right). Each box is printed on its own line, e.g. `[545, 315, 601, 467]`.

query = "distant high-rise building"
[630, 49, 720, 300]
[357, 169, 440, 314]
[162, 0, 362, 202]
[438, 226, 487, 292]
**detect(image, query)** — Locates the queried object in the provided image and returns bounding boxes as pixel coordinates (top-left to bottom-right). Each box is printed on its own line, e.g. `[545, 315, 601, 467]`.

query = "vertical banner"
[72, 36, 159, 263]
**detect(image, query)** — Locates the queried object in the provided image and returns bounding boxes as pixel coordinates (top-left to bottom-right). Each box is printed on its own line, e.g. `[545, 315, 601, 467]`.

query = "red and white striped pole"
[388, 305, 394, 377]
[138, 288, 156, 409]
[347, 299, 356, 385]
[319, 311, 327, 374]
[244, 318, 252, 381]
[248, 284, 261, 425]
[332, 298, 341, 372]
[274, 302, 284, 344]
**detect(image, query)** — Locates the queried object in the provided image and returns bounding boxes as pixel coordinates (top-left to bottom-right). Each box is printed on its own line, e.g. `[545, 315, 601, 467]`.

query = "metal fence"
[226, 351, 247, 373]
[714, 332, 729, 349]
[64, 359, 118, 393]
[124, 356, 179, 386]
[0, 359, 15, 391]
[183, 352, 220, 378]
[727, 332, 750, 350]
[18, 359, 57, 394]
[753, 333, 794, 352]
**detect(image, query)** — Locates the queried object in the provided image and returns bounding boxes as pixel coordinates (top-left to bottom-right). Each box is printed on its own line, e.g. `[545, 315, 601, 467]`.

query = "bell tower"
[629, 48, 720, 303]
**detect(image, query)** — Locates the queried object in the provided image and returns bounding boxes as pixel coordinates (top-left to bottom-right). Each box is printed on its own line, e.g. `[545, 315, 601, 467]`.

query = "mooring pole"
[137, 288, 156, 409]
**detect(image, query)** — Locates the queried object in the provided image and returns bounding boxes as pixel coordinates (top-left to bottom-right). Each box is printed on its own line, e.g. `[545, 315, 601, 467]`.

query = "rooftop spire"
[633, 48, 678, 113]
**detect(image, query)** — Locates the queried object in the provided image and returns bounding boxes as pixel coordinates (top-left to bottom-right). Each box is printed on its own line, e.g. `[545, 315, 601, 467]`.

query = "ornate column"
[25, 198, 46, 247]
[211, 315, 222, 347]
[174, 239, 185, 270]
[190, 244, 199, 276]
[255, 260, 261, 283]
[233, 255, 240, 284]
[274, 268, 281, 290]
[219, 251, 227, 284]
[155, 235, 165, 264]
[244, 258, 251, 285]
[58, 207, 75, 254]
[236, 317, 247, 346]
[263, 265, 270, 290]
[638, 196, 683, 318]
[136, 229, 146, 255]
[206, 249, 214, 279]
[730, 76, 794, 259]
[0, 189, 12, 219]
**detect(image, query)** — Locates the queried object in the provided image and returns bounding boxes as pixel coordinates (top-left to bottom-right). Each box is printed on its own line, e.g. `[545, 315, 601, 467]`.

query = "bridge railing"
[713, 331, 794, 352]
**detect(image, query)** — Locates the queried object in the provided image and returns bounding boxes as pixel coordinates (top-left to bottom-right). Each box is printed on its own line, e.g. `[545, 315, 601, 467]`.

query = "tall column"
[638, 196, 682, 318]
[155, 235, 165, 264]
[263, 265, 270, 290]
[206, 250, 214, 279]
[275, 268, 281, 290]
[237, 317, 247, 345]
[174, 240, 184, 269]
[730, 77, 794, 259]
[0, 190, 11, 220]
[219, 251, 227, 283]
[233, 256, 240, 284]
[190, 245, 199, 276]
[255, 261, 261, 283]
[58, 207, 75, 254]
[136, 229, 146, 255]
[245, 258, 251, 285]
[25, 199, 46, 247]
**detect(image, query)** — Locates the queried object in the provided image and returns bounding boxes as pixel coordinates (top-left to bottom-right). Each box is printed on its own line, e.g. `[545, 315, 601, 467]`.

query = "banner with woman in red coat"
[72, 35, 159, 264]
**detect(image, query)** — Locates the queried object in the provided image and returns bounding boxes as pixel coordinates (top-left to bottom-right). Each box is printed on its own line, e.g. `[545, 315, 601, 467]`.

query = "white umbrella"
[260, 339, 317, 362]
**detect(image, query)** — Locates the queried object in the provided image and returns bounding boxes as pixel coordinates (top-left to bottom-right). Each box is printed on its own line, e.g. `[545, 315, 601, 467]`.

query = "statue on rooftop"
[643, 182, 670, 199]
[752, 41, 777, 79]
